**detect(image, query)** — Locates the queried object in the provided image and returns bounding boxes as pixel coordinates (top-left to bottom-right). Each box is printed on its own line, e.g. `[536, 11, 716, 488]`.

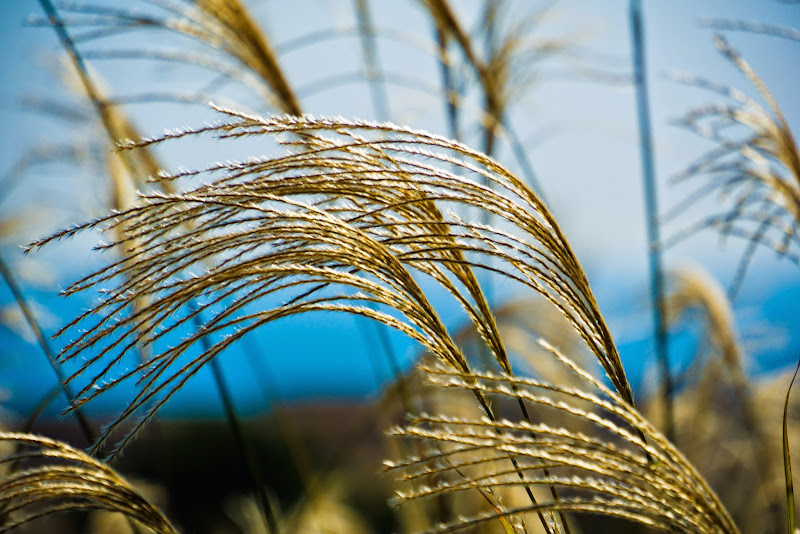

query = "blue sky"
[2, 1, 800, 420]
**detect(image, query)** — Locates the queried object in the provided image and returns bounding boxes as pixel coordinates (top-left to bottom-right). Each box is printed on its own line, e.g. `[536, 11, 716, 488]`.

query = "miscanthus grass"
[7, 2, 800, 533]
[30, 108, 628, 452]
[667, 35, 800, 297]
[23, 105, 739, 533]
[0, 432, 176, 534]
[386, 343, 736, 533]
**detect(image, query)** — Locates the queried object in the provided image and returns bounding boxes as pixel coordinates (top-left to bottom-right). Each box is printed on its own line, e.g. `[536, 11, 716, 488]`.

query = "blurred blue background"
[1, 0, 800, 420]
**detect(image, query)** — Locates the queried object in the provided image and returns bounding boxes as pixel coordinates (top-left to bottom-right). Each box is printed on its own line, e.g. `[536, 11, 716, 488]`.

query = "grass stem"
[353, 0, 415, 414]
[243, 337, 317, 494]
[784, 352, 799, 534]
[629, 0, 673, 441]
[0, 254, 95, 445]
[190, 308, 278, 534]
[209, 357, 278, 533]
[354, 0, 391, 121]
[433, 22, 462, 142]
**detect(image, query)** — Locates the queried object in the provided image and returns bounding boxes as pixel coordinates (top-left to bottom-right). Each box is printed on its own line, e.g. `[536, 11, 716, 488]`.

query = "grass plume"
[387, 341, 737, 533]
[668, 35, 800, 294]
[25, 106, 641, 534]
[10, 4, 800, 533]
[0, 432, 176, 533]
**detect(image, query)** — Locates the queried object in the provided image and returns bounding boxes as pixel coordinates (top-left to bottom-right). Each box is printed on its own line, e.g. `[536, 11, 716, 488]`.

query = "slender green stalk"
[0, 254, 95, 444]
[784, 354, 800, 534]
[629, 0, 673, 441]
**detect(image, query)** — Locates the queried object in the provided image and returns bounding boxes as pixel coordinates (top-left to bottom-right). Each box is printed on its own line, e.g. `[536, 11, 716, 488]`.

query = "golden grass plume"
[29, 106, 631, 469]
[0, 431, 176, 533]
[387, 341, 737, 533]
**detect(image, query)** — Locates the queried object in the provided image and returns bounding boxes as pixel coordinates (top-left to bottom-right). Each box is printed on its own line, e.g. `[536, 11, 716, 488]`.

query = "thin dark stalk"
[481, 0, 500, 159]
[36, 15, 278, 517]
[434, 23, 461, 142]
[38, 6, 397, 530]
[701, 18, 800, 43]
[350, 1, 430, 432]
[479, 0, 499, 308]
[727, 198, 778, 300]
[353, 0, 414, 413]
[783, 352, 799, 534]
[426, 12, 562, 528]
[0, 262, 155, 534]
[630, 0, 673, 441]
[503, 118, 549, 207]
[0, 384, 60, 493]
[0, 254, 95, 445]
[482, 0, 499, 71]
[190, 310, 277, 534]
[36, 0, 159, 366]
[468, 387, 557, 534]
[36, 0, 140, 177]
[210, 358, 278, 532]
[349, 1, 450, 513]
[354, 0, 390, 121]
[21, 384, 62, 435]
[242, 337, 316, 492]
[34, 5, 164, 470]
[355, 316, 414, 414]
